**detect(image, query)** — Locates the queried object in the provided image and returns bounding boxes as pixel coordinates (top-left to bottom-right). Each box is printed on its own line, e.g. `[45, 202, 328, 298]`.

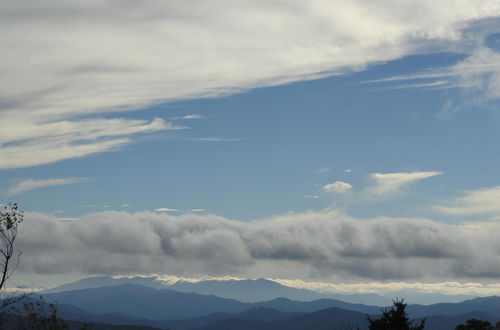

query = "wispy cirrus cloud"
[451, 46, 500, 101]
[367, 171, 443, 197]
[313, 167, 331, 174]
[7, 177, 86, 196]
[171, 114, 204, 120]
[0, 118, 182, 170]
[362, 72, 454, 84]
[1, 1, 499, 169]
[193, 137, 244, 142]
[361, 35, 500, 101]
[436, 185, 500, 216]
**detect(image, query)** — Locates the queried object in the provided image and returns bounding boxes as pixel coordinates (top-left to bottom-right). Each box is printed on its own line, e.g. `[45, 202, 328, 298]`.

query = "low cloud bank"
[16, 210, 500, 282]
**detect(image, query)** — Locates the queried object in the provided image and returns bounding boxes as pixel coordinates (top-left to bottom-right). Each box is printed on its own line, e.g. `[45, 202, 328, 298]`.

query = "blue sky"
[3, 51, 499, 221]
[3, 1, 500, 293]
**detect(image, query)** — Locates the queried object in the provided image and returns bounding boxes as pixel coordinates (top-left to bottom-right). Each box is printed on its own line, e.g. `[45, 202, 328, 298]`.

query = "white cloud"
[16, 209, 500, 282]
[190, 209, 206, 212]
[322, 181, 352, 193]
[362, 72, 454, 84]
[343, 169, 353, 173]
[450, 47, 500, 101]
[115, 273, 500, 298]
[361, 42, 500, 101]
[171, 114, 204, 120]
[154, 208, 178, 212]
[1, 1, 499, 168]
[436, 186, 500, 216]
[0, 118, 181, 170]
[383, 80, 450, 90]
[121, 204, 130, 207]
[7, 178, 86, 196]
[304, 195, 320, 199]
[313, 167, 331, 174]
[194, 138, 243, 142]
[273, 278, 500, 297]
[367, 171, 443, 196]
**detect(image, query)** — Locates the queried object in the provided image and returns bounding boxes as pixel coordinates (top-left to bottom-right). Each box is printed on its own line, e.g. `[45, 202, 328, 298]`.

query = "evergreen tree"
[455, 318, 499, 330]
[367, 299, 425, 330]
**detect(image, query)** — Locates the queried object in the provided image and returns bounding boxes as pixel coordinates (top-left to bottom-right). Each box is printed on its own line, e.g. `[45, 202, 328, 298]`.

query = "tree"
[0, 203, 23, 291]
[455, 319, 500, 330]
[0, 203, 24, 324]
[367, 299, 425, 330]
[16, 296, 68, 330]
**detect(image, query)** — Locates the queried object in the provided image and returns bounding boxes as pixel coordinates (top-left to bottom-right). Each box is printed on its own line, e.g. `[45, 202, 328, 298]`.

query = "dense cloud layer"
[1, 0, 500, 168]
[16, 210, 500, 282]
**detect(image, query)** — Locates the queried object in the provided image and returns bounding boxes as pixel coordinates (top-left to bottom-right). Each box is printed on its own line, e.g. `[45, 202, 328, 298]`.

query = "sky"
[2, 0, 500, 296]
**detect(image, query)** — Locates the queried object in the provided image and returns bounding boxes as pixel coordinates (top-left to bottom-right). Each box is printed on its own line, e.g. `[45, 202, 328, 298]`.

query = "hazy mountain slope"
[42, 276, 166, 293]
[383, 291, 475, 305]
[169, 278, 390, 305]
[407, 296, 500, 318]
[253, 297, 381, 314]
[195, 307, 369, 330]
[43, 283, 500, 329]
[45, 283, 384, 320]
[45, 276, 390, 305]
[45, 284, 250, 320]
[163, 308, 300, 330]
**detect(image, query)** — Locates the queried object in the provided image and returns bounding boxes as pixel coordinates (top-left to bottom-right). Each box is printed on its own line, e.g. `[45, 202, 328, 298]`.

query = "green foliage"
[455, 319, 500, 330]
[367, 299, 425, 330]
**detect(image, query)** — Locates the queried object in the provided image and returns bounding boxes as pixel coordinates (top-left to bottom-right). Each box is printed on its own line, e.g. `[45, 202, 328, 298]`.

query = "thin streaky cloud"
[193, 138, 244, 142]
[0, 118, 179, 170]
[361, 72, 454, 84]
[382, 80, 450, 90]
[154, 208, 178, 212]
[367, 171, 443, 197]
[436, 186, 500, 216]
[313, 167, 331, 174]
[362, 50, 500, 102]
[304, 195, 320, 199]
[362, 63, 499, 85]
[7, 177, 86, 196]
[171, 114, 204, 120]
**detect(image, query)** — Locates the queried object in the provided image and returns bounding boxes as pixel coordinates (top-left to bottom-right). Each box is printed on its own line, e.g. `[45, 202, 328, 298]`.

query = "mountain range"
[29, 276, 500, 330]
[43, 276, 391, 305]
